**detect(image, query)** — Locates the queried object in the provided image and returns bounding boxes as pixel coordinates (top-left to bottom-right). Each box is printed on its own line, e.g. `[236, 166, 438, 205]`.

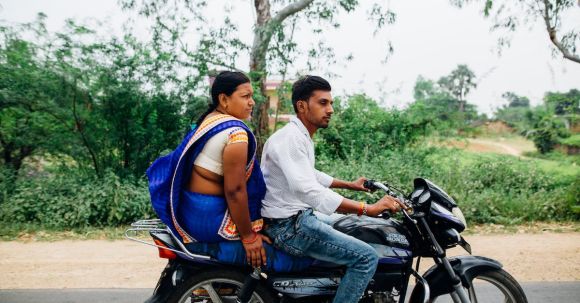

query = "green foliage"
[560, 134, 580, 147]
[407, 73, 481, 135]
[502, 92, 530, 108]
[0, 17, 203, 178]
[318, 147, 579, 224]
[0, 168, 153, 229]
[544, 89, 580, 116]
[316, 94, 422, 158]
[494, 90, 578, 154]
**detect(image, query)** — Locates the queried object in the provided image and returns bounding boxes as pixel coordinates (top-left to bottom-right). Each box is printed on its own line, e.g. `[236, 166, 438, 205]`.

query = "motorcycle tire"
[167, 268, 279, 303]
[429, 268, 528, 303]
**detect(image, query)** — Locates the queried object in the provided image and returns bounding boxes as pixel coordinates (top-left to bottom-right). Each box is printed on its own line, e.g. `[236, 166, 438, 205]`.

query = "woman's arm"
[222, 141, 266, 267]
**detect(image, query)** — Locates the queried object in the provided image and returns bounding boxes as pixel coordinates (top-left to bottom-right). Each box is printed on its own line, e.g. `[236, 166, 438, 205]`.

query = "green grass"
[560, 134, 580, 147]
[0, 223, 130, 241]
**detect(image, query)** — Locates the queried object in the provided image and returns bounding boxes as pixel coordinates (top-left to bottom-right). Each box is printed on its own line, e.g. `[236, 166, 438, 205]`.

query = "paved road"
[0, 282, 578, 302]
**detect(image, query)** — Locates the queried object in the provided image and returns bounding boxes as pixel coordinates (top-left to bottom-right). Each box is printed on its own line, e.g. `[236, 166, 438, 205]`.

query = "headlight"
[452, 207, 467, 229]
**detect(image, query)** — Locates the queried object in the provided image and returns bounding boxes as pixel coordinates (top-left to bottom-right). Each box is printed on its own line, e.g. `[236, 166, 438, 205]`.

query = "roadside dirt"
[0, 232, 578, 289]
[445, 138, 536, 157]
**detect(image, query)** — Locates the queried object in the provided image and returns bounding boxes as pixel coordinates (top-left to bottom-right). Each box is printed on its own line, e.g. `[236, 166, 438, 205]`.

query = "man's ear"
[297, 100, 307, 113]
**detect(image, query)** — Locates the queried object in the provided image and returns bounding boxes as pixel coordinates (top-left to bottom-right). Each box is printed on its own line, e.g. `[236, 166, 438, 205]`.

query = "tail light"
[153, 238, 177, 259]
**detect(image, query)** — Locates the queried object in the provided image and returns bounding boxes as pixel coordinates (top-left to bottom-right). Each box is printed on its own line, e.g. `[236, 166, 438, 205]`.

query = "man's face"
[300, 90, 334, 129]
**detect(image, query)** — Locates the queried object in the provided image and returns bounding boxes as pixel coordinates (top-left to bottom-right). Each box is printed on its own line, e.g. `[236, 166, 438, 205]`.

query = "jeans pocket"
[277, 232, 305, 257]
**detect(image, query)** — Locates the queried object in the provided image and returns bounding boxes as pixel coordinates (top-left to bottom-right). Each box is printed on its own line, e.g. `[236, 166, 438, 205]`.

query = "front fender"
[409, 256, 502, 301]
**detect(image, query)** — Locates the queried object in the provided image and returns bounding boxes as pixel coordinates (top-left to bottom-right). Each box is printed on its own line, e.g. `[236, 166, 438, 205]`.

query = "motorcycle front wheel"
[430, 268, 528, 303]
[167, 269, 279, 303]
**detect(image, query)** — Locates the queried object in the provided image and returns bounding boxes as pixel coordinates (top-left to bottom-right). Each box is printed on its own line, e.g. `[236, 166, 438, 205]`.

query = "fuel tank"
[333, 215, 411, 250]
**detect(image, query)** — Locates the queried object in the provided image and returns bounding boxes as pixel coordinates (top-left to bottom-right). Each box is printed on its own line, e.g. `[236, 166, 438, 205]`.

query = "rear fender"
[409, 256, 502, 301]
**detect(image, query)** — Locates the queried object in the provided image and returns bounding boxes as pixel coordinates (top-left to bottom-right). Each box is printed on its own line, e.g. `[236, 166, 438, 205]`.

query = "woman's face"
[221, 82, 255, 120]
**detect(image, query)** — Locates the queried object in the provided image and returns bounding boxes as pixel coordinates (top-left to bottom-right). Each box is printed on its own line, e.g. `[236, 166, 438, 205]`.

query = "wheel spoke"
[201, 283, 223, 303]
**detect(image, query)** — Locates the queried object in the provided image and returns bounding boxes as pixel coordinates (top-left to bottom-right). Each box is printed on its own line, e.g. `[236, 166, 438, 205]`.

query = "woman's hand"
[241, 232, 267, 267]
[367, 195, 401, 216]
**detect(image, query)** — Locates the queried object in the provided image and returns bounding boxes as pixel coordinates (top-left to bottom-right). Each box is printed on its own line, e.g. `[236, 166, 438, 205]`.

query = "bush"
[317, 147, 578, 224]
[316, 94, 423, 158]
[0, 169, 153, 229]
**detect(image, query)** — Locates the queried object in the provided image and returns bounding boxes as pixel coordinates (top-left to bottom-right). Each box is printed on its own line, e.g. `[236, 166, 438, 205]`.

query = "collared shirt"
[260, 116, 343, 219]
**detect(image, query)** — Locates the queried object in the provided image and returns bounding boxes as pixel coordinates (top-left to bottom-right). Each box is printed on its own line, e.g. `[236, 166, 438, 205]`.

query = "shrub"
[0, 169, 153, 228]
[316, 94, 423, 158]
[317, 147, 578, 224]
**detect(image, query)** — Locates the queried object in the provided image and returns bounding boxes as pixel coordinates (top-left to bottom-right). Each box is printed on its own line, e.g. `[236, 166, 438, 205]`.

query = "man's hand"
[349, 177, 370, 192]
[367, 195, 401, 216]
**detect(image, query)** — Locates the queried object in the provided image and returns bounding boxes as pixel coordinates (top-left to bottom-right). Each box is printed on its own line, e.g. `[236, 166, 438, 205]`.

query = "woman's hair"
[291, 75, 331, 113]
[195, 71, 251, 126]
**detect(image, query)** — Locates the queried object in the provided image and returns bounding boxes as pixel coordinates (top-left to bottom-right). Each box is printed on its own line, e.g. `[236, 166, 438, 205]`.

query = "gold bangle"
[357, 202, 364, 216]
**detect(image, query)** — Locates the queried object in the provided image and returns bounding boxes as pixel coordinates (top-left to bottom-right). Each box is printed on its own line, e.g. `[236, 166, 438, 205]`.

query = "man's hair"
[291, 75, 331, 113]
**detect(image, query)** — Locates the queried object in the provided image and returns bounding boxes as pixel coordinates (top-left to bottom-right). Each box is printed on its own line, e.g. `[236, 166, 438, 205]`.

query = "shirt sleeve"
[272, 134, 343, 215]
[226, 127, 248, 145]
[315, 169, 334, 188]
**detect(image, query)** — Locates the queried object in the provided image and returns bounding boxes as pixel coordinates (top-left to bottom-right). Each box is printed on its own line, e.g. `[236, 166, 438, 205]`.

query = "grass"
[0, 224, 131, 241]
[560, 134, 580, 147]
[1, 221, 578, 242]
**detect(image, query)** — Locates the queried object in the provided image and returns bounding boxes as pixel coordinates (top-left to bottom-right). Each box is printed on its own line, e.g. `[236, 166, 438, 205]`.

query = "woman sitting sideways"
[147, 71, 311, 271]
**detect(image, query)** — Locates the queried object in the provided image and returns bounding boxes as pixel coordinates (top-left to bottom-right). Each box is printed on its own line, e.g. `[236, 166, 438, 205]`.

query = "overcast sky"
[1, 0, 579, 115]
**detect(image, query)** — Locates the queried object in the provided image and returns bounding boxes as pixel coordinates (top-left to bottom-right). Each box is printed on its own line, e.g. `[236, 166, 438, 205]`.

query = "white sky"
[1, 0, 579, 115]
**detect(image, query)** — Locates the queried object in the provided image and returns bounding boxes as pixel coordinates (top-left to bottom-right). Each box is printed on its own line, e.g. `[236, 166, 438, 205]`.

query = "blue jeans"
[264, 209, 379, 303]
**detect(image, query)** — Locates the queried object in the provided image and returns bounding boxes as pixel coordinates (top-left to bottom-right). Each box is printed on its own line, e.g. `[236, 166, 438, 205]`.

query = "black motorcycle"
[126, 178, 528, 303]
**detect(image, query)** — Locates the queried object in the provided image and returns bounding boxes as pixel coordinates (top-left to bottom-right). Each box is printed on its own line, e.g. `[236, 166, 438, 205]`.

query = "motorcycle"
[126, 178, 528, 303]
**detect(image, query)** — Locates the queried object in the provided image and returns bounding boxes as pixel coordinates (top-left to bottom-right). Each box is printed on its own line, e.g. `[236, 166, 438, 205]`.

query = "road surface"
[0, 282, 578, 302]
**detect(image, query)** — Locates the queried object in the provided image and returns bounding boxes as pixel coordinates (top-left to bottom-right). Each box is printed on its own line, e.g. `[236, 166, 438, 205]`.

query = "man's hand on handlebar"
[349, 177, 371, 192]
[367, 195, 401, 216]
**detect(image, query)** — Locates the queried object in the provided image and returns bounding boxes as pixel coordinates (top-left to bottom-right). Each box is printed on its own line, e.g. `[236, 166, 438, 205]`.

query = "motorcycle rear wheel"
[430, 268, 528, 303]
[168, 269, 279, 303]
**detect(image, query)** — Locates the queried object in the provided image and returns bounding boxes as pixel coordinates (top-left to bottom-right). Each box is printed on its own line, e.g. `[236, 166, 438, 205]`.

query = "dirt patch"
[0, 233, 578, 289]
[442, 137, 535, 157]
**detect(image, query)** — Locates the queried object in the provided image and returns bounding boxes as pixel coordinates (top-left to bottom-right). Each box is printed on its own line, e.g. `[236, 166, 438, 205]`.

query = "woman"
[147, 71, 272, 268]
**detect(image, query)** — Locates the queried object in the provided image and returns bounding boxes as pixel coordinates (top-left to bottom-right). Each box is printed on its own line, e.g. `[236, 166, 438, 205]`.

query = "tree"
[544, 89, 580, 116]
[494, 92, 533, 131]
[437, 64, 477, 113]
[120, 0, 396, 151]
[452, 0, 580, 64]
[502, 92, 530, 108]
[0, 16, 198, 178]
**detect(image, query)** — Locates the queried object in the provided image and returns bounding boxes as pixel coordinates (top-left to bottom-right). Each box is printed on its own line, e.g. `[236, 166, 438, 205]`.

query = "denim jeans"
[264, 209, 379, 303]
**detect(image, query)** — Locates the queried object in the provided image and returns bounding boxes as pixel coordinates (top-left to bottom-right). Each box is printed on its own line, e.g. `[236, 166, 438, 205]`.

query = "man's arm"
[313, 170, 368, 192]
[330, 177, 369, 192]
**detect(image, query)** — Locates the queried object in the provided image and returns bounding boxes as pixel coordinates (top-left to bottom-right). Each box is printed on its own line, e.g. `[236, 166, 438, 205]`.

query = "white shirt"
[260, 116, 343, 218]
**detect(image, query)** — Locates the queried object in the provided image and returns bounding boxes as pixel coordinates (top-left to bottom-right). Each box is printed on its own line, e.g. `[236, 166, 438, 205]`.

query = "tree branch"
[272, 0, 315, 23]
[541, 0, 580, 64]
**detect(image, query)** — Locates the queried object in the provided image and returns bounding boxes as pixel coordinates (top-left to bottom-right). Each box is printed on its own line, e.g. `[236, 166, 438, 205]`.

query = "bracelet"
[241, 232, 259, 244]
[357, 202, 365, 216]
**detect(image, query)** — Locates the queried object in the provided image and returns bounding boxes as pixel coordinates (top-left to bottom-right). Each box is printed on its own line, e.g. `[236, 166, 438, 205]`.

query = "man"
[261, 75, 401, 302]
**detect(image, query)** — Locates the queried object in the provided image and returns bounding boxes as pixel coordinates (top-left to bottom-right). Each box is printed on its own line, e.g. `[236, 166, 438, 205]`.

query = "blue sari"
[146, 115, 313, 271]
[147, 115, 264, 243]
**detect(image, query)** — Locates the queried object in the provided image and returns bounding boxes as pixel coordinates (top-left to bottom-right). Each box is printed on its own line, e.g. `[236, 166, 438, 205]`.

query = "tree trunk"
[250, 0, 315, 155]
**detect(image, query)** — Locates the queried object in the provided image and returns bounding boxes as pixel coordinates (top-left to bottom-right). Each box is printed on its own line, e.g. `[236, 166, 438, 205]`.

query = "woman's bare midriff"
[187, 165, 224, 196]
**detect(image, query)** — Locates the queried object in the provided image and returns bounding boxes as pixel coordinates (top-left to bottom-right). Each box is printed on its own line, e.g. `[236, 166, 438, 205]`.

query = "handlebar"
[364, 179, 413, 213]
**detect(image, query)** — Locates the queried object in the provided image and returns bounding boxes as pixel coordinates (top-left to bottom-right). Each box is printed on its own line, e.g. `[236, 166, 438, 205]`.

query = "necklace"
[215, 108, 227, 115]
